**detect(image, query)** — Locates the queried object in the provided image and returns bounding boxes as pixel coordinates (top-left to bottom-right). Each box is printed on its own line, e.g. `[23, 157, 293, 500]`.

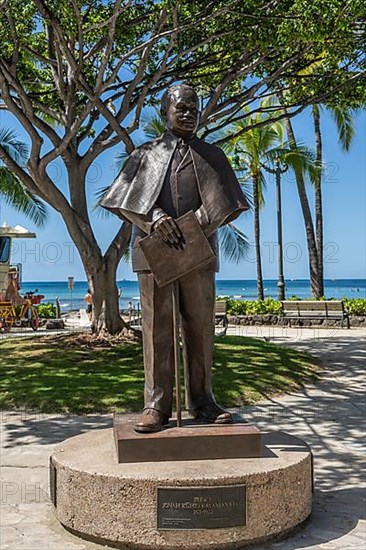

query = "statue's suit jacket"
[101, 131, 250, 270]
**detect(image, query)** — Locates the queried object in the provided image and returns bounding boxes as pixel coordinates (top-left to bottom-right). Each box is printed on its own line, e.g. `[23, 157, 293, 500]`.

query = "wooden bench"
[215, 301, 228, 329]
[281, 300, 350, 328]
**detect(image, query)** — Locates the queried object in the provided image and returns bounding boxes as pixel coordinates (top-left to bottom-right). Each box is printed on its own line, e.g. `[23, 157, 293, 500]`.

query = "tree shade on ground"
[0, 335, 319, 413]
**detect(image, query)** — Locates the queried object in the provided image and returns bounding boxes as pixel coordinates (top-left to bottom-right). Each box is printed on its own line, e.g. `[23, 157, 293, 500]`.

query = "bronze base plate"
[113, 421, 261, 463]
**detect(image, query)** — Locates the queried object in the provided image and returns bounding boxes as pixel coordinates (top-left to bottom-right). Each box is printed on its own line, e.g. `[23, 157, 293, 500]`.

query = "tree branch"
[21, 44, 57, 67]
[212, 72, 365, 145]
[95, 0, 123, 91]
[202, 47, 310, 126]
[0, 144, 44, 198]
[105, 221, 132, 266]
[46, 24, 67, 101]
[0, 58, 67, 154]
[70, 0, 84, 73]
[127, 6, 175, 132]
[5, 9, 19, 71]
[0, 67, 43, 161]
[202, 51, 265, 122]
[84, 1, 133, 34]
[101, 1, 241, 94]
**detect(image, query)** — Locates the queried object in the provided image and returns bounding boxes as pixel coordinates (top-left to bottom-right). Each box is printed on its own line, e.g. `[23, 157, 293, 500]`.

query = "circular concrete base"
[50, 429, 312, 550]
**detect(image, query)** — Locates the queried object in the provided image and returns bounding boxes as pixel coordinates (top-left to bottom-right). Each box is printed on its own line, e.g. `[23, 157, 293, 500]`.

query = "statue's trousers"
[138, 269, 216, 417]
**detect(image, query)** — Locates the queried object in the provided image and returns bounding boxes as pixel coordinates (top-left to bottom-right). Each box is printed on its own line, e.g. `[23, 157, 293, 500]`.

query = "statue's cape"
[101, 131, 250, 229]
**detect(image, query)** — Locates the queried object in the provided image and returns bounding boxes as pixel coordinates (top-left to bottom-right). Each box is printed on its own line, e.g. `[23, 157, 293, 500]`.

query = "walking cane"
[172, 281, 182, 427]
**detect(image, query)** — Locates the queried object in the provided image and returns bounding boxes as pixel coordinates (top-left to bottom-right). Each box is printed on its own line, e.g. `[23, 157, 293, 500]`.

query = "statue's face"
[166, 88, 199, 139]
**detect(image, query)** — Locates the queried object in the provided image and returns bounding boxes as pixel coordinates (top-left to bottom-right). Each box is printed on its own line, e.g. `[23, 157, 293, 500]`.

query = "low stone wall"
[228, 314, 365, 328]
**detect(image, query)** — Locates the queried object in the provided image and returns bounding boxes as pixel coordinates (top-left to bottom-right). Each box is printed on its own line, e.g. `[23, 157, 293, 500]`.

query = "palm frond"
[278, 143, 318, 185]
[0, 127, 29, 164]
[257, 170, 267, 207]
[114, 149, 130, 173]
[328, 106, 356, 152]
[218, 223, 250, 264]
[0, 168, 48, 227]
[142, 109, 165, 139]
[34, 109, 61, 128]
[93, 185, 112, 218]
[237, 181, 253, 209]
[0, 127, 48, 226]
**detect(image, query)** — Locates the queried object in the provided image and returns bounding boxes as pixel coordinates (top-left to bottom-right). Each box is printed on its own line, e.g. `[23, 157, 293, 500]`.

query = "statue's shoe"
[134, 409, 170, 433]
[192, 404, 233, 424]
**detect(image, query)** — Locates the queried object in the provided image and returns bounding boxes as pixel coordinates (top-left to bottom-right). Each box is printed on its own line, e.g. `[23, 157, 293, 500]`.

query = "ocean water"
[20, 279, 366, 313]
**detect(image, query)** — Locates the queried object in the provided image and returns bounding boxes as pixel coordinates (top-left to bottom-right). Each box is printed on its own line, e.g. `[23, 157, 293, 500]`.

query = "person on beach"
[83, 289, 93, 319]
[102, 83, 249, 433]
[5, 268, 23, 306]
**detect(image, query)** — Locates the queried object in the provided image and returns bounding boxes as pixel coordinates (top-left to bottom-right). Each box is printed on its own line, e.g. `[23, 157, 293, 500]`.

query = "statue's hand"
[152, 215, 185, 249]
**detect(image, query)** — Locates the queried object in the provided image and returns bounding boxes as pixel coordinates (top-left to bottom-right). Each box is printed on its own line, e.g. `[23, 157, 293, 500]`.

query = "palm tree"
[223, 118, 283, 299]
[280, 51, 361, 298]
[312, 104, 356, 297]
[223, 111, 317, 300]
[282, 111, 322, 297]
[282, 103, 358, 299]
[0, 128, 47, 226]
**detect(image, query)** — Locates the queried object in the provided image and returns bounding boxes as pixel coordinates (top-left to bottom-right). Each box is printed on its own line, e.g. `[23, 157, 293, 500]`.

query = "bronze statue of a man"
[102, 84, 249, 433]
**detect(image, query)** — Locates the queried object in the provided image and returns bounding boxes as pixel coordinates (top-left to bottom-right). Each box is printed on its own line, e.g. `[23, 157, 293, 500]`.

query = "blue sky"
[0, 107, 365, 282]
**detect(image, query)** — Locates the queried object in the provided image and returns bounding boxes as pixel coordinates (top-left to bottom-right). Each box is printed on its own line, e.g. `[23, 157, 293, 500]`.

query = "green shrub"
[343, 298, 366, 316]
[224, 297, 366, 316]
[36, 302, 57, 318]
[226, 298, 282, 315]
[226, 298, 247, 315]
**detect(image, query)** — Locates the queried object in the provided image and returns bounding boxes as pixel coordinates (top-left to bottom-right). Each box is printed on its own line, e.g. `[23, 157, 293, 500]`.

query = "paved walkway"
[1, 326, 365, 549]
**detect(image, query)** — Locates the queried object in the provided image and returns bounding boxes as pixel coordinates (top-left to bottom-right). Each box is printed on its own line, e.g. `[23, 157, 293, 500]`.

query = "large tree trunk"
[87, 256, 125, 335]
[88, 222, 133, 335]
[284, 117, 322, 298]
[36, 154, 133, 336]
[253, 172, 264, 300]
[79, 223, 133, 335]
[313, 105, 324, 297]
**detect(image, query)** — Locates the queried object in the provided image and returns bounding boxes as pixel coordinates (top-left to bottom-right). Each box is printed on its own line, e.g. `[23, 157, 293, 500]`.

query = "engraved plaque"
[49, 458, 57, 507]
[157, 485, 246, 530]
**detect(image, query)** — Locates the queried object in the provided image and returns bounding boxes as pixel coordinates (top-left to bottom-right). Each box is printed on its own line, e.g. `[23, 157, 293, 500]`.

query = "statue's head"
[161, 83, 200, 139]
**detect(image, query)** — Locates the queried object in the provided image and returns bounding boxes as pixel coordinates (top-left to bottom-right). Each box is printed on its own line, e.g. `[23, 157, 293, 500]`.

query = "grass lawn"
[0, 335, 320, 413]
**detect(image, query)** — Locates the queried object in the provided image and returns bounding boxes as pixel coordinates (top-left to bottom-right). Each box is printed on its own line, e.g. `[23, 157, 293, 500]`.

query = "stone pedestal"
[50, 429, 313, 550]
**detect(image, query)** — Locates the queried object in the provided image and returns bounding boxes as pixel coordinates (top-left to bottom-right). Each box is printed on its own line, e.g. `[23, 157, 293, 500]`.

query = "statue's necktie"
[177, 139, 189, 160]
